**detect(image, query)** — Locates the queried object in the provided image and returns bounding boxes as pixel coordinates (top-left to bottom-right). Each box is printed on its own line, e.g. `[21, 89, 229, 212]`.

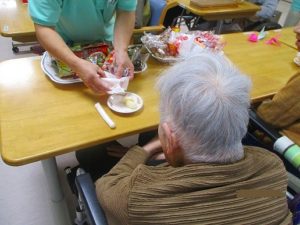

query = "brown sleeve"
[95, 146, 149, 224]
[257, 72, 300, 128]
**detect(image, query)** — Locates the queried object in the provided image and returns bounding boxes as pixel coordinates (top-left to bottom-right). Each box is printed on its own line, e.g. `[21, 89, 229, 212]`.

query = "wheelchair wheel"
[12, 46, 19, 53]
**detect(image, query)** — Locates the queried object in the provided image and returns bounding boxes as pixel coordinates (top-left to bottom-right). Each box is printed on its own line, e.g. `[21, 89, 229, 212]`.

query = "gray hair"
[156, 52, 252, 164]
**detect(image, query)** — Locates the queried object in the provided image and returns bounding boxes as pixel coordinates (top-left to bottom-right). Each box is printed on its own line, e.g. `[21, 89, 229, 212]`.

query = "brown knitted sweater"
[95, 146, 291, 225]
[257, 72, 300, 144]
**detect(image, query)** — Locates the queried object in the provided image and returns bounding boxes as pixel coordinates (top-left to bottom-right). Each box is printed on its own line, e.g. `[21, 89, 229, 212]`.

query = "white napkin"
[102, 71, 129, 95]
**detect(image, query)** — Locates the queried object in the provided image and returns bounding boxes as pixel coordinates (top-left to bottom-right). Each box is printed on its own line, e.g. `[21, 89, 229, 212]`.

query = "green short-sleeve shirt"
[29, 0, 137, 43]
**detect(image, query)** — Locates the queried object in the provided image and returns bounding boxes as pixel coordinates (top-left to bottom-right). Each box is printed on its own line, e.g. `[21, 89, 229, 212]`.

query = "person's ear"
[162, 122, 182, 165]
[161, 122, 173, 154]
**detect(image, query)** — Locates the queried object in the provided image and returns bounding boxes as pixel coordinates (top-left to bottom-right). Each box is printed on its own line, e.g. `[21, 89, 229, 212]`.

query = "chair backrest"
[148, 0, 178, 25]
[132, 0, 178, 43]
[149, 0, 167, 25]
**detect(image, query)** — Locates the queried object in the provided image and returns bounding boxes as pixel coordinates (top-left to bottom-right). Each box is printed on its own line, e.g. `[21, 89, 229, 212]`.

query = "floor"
[0, 1, 294, 225]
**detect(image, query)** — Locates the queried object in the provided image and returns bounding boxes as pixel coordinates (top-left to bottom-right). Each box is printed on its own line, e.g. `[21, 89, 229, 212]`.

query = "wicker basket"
[190, 0, 240, 7]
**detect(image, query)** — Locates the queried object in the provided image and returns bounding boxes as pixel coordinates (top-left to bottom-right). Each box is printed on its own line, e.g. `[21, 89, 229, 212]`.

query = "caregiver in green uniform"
[29, 0, 137, 93]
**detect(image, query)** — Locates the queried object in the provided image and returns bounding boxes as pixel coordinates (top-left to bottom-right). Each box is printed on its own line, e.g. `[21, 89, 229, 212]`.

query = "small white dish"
[134, 63, 147, 74]
[107, 92, 143, 114]
[294, 57, 300, 66]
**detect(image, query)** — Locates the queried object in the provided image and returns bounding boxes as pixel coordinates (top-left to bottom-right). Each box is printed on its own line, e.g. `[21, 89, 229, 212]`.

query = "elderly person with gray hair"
[95, 52, 291, 225]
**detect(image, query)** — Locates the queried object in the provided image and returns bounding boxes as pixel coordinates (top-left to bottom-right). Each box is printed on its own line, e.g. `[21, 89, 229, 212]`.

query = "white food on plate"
[123, 95, 138, 109]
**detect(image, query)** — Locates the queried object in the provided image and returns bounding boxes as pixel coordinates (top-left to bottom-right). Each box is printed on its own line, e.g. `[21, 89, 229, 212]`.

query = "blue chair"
[149, 0, 167, 26]
[132, 0, 179, 44]
[133, 0, 179, 36]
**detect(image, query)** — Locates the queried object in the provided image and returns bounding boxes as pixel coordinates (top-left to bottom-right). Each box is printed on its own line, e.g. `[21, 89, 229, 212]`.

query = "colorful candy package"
[52, 42, 112, 78]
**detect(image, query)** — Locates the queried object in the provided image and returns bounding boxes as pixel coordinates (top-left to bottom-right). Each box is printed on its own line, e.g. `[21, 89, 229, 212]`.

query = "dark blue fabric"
[149, 0, 166, 25]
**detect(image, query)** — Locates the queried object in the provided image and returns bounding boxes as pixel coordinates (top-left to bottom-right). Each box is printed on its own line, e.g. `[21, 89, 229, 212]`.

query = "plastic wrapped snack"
[128, 45, 150, 72]
[141, 27, 225, 63]
[52, 42, 112, 78]
[141, 28, 171, 60]
[52, 43, 150, 79]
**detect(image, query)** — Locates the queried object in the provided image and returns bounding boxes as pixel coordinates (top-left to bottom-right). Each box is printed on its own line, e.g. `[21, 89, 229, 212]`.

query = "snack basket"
[141, 30, 185, 64]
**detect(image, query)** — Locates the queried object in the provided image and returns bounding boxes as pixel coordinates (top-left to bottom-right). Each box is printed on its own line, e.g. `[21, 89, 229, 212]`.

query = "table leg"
[11, 41, 39, 53]
[215, 20, 224, 34]
[41, 158, 72, 225]
[11, 35, 38, 54]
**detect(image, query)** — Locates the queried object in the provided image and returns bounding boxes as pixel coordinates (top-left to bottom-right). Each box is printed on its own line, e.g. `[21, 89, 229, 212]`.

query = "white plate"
[107, 92, 143, 114]
[294, 57, 300, 66]
[41, 51, 146, 83]
[41, 51, 82, 84]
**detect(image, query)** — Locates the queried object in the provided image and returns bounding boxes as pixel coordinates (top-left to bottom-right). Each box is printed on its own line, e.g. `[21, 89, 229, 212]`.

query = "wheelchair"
[64, 166, 107, 225]
[246, 109, 300, 224]
[65, 108, 300, 225]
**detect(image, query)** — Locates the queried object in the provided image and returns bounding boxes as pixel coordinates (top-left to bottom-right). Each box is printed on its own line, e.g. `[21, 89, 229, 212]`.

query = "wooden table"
[0, 57, 166, 166]
[0, 0, 35, 39]
[1, 34, 297, 163]
[176, 0, 260, 33]
[223, 30, 300, 145]
[0, 55, 168, 224]
[0, 0, 37, 52]
[223, 31, 299, 103]
[177, 0, 260, 20]
[0, 31, 298, 223]
[269, 26, 297, 50]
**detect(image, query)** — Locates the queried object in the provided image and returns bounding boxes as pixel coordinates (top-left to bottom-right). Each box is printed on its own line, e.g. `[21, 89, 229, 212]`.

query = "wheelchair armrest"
[249, 109, 281, 142]
[249, 109, 300, 175]
[75, 172, 108, 225]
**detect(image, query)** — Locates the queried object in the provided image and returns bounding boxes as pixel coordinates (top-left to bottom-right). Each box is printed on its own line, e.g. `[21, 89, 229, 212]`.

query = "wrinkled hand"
[73, 58, 112, 94]
[114, 50, 134, 79]
[143, 137, 163, 157]
[294, 24, 300, 51]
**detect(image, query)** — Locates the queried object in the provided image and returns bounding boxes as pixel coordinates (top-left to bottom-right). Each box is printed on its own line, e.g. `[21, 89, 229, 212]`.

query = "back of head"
[157, 52, 252, 164]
